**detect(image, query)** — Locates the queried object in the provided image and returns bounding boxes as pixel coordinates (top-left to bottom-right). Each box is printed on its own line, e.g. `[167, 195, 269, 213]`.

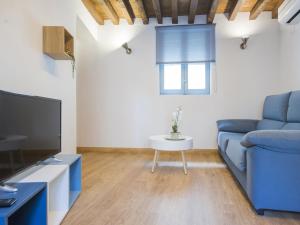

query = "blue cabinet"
[45, 154, 82, 208]
[0, 183, 47, 225]
[69, 157, 82, 207]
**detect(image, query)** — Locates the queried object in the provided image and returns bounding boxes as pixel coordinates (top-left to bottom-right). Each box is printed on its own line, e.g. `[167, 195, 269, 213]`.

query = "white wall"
[0, 0, 87, 154]
[77, 12, 282, 149]
[279, 23, 300, 91]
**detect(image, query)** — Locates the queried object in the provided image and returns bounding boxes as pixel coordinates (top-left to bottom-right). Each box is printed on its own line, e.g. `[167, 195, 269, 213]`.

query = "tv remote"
[0, 198, 16, 207]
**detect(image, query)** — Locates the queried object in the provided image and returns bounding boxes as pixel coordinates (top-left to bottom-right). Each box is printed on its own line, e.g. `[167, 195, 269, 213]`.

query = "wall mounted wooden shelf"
[43, 26, 74, 60]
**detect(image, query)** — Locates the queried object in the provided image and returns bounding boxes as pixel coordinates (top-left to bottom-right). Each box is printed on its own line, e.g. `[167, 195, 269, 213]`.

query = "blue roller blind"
[156, 24, 216, 64]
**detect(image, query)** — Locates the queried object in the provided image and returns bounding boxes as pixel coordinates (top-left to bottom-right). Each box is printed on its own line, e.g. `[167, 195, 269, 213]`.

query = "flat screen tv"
[0, 90, 61, 184]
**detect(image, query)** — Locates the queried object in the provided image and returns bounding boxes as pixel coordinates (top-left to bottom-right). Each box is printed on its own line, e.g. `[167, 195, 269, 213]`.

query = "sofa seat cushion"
[256, 119, 285, 130]
[218, 132, 245, 152]
[226, 139, 247, 172]
[281, 123, 300, 130]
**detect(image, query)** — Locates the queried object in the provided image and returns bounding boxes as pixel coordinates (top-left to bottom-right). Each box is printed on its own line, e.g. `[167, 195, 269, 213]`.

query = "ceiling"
[82, 0, 284, 25]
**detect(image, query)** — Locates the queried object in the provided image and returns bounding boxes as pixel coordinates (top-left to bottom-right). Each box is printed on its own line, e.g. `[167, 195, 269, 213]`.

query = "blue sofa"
[217, 91, 300, 215]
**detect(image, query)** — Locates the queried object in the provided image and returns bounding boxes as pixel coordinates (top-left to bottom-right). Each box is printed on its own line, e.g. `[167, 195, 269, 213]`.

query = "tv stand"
[1, 154, 81, 225]
[0, 183, 47, 225]
[0, 183, 18, 192]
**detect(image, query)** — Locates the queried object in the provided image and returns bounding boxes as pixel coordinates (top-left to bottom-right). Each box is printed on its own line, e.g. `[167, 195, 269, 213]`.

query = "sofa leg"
[256, 209, 264, 216]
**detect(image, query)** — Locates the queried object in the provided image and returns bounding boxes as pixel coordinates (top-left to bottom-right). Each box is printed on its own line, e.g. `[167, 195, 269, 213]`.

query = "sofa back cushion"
[256, 119, 285, 130]
[287, 91, 300, 123]
[262, 92, 291, 121]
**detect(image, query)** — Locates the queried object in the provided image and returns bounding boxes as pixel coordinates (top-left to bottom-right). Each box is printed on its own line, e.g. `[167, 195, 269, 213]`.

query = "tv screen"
[0, 91, 61, 182]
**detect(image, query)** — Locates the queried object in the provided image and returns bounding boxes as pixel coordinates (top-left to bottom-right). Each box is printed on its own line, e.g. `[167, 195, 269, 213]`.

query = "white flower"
[171, 106, 183, 128]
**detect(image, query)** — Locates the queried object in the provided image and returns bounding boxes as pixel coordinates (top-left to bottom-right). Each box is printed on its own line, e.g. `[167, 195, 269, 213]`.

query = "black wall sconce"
[240, 37, 249, 50]
[122, 42, 132, 54]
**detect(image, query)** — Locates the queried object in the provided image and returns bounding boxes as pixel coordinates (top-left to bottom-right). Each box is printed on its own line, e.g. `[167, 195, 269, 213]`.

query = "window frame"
[159, 63, 211, 95]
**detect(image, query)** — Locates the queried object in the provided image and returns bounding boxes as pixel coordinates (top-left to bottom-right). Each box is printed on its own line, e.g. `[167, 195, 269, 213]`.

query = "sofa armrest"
[246, 145, 300, 212]
[216, 119, 259, 133]
[241, 130, 300, 153]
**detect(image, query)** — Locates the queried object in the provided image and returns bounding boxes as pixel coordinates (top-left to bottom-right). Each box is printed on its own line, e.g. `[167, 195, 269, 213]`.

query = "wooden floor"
[62, 150, 300, 225]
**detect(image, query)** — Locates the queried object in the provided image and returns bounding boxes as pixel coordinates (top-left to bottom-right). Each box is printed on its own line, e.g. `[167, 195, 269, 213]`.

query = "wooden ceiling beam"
[227, 0, 244, 21]
[272, 0, 284, 19]
[152, 0, 162, 24]
[129, 0, 149, 24]
[99, 0, 119, 25]
[118, 0, 134, 24]
[188, 0, 199, 24]
[172, 0, 178, 24]
[207, 0, 220, 23]
[83, 0, 280, 26]
[250, 0, 271, 20]
[82, 0, 104, 25]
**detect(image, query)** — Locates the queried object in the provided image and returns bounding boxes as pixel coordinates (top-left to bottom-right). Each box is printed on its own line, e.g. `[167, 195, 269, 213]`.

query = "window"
[156, 24, 215, 95]
[160, 63, 210, 95]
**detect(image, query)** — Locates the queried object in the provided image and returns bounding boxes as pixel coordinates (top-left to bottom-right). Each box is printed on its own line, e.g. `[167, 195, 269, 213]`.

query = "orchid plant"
[171, 106, 182, 133]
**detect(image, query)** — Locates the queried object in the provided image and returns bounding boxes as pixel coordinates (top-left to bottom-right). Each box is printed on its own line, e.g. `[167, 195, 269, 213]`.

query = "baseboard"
[77, 147, 152, 154]
[77, 147, 218, 154]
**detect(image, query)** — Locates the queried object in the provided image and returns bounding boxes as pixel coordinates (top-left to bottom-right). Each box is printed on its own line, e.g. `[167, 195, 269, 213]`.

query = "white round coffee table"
[149, 135, 193, 175]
